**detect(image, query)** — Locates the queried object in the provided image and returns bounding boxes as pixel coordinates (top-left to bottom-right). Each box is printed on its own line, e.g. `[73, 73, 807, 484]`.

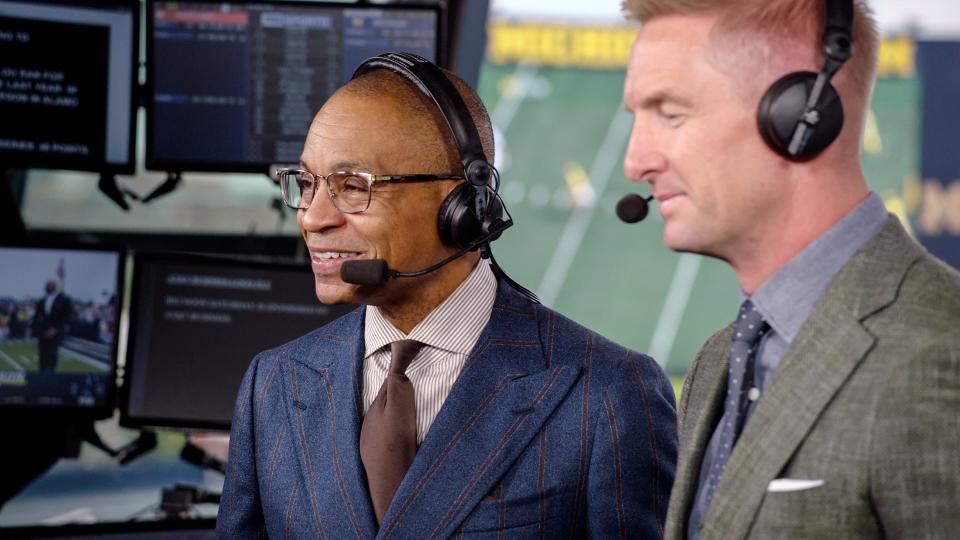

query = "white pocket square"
[767, 478, 825, 493]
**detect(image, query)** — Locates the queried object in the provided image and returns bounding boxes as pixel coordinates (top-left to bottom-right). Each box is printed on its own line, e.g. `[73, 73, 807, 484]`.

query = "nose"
[298, 187, 347, 234]
[623, 117, 667, 185]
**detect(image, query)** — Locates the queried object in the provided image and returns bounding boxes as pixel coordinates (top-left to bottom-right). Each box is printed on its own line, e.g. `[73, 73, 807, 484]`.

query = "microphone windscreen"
[616, 193, 650, 223]
[340, 259, 389, 285]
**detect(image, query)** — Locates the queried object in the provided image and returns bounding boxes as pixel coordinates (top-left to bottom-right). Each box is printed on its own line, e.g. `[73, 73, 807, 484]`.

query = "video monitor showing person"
[122, 252, 354, 431]
[145, 0, 441, 173]
[0, 0, 138, 173]
[0, 245, 124, 417]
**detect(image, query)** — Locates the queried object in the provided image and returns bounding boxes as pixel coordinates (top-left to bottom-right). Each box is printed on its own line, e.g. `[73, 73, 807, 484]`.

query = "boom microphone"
[340, 219, 511, 286]
[616, 193, 653, 223]
[340, 259, 391, 286]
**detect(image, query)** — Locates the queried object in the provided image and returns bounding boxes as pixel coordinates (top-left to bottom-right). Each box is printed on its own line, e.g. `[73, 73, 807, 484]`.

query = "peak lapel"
[280, 309, 378, 538]
[378, 285, 582, 540]
[703, 217, 922, 539]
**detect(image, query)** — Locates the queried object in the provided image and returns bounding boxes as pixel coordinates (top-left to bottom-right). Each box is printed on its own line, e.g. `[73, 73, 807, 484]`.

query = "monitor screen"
[122, 252, 354, 430]
[0, 0, 138, 173]
[146, 0, 442, 173]
[0, 244, 124, 417]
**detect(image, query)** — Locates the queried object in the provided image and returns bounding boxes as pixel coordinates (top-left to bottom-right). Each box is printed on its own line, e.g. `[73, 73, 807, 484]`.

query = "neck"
[732, 165, 869, 295]
[376, 254, 479, 334]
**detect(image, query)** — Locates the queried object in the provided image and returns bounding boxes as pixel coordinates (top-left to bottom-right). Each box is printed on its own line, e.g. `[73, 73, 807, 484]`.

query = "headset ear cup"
[757, 71, 844, 160]
[437, 183, 483, 248]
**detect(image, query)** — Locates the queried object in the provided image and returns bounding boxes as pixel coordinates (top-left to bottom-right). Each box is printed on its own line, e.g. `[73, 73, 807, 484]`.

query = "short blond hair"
[622, 0, 879, 107]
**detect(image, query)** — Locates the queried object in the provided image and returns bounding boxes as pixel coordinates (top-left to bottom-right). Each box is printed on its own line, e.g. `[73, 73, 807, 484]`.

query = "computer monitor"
[0, 0, 138, 174]
[0, 244, 125, 418]
[145, 0, 443, 173]
[121, 251, 354, 431]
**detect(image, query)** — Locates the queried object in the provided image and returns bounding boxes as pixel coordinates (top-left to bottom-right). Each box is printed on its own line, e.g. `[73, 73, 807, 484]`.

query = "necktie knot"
[389, 339, 422, 375]
[733, 300, 769, 345]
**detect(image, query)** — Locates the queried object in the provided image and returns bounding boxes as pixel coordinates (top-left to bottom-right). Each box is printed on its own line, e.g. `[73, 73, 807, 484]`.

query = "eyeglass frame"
[276, 168, 466, 213]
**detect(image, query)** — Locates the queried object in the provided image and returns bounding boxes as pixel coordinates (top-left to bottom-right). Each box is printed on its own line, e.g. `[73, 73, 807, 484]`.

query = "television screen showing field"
[0, 246, 122, 411]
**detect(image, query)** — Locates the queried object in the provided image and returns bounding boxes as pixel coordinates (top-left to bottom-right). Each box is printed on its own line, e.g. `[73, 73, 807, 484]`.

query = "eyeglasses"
[276, 169, 465, 213]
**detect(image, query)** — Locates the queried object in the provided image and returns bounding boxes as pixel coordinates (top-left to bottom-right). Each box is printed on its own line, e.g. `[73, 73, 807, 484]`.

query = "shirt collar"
[364, 261, 497, 358]
[747, 192, 888, 344]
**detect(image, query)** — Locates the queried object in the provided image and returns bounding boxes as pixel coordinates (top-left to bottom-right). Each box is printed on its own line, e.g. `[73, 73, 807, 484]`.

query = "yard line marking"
[647, 254, 702, 367]
[63, 349, 110, 371]
[19, 355, 35, 366]
[0, 349, 25, 372]
[491, 64, 539, 133]
[535, 104, 633, 307]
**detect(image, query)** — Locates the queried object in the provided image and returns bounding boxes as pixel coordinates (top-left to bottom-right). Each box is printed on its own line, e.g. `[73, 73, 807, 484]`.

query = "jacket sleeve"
[587, 352, 678, 539]
[871, 337, 960, 538]
[217, 354, 267, 539]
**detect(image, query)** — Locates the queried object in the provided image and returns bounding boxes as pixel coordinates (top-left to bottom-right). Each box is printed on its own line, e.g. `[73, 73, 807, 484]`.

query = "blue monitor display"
[146, 0, 442, 173]
[0, 0, 138, 173]
[0, 245, 124, 417]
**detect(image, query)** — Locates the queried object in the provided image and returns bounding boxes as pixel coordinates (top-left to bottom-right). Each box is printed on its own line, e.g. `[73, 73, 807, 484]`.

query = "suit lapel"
[378, 284, 582, 540]
[280, 308, 378, 538]
[666, 325, 732, 538]
[703, 217, 925, 539]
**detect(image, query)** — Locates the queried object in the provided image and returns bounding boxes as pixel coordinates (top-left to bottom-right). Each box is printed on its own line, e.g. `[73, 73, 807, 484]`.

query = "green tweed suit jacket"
[665, 216, 960, 539]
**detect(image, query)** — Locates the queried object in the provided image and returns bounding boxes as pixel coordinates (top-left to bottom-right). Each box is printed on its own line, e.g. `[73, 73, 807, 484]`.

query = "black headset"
[351, 52, 507, 253]
[757, 0, 854, 160]
[350, 52, 538, 303]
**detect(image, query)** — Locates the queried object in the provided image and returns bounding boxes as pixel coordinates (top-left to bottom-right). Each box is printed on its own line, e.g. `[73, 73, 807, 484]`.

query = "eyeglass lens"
[280, 171, 371, 213]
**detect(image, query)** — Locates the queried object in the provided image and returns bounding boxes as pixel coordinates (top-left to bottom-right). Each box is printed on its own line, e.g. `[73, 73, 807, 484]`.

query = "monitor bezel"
[120, 249, 344, 432]
[0, 0, 140, 175]
[0, 241, 127, 420]
[143, 0, 445, 175]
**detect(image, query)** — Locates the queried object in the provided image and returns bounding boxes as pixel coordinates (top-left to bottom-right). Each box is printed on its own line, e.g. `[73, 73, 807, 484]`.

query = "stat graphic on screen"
[146, 0, 441, 173]
[0, 0, 137, 173]
[0, 245, 124, 417]
[122, 252, 354, 430]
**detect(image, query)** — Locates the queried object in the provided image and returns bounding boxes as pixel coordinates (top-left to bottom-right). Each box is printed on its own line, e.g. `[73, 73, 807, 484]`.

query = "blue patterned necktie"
[701, 299, 770, 511]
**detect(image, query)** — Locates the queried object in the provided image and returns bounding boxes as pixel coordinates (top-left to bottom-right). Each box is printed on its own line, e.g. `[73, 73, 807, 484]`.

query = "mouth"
[308, 249, 365, 275]
[653, 190, 682, 202]
[653, 191, 687, 215]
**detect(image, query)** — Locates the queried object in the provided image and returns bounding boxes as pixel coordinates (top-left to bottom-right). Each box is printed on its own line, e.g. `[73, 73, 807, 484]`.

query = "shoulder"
[863, 249, 960, 349]
[529, 302, 670, 395]
[873, 250, 960, 381]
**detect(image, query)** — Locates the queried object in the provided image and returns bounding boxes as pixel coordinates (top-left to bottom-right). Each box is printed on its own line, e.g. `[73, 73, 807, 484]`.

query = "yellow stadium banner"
[487, 21, 915, 78]
[487, 23, 638, 70]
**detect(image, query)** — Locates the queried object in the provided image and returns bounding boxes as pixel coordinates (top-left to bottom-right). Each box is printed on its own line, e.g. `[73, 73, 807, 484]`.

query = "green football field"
[476, 64, 918, 377]
[0, 341, 109, 375]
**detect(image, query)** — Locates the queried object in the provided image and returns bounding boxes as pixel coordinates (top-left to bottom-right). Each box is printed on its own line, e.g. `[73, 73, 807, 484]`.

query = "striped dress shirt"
[363, 261, 497, 444]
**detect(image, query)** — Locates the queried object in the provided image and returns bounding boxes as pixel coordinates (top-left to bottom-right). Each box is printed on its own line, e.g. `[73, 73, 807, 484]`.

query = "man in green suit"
[620, 0, 960, 538]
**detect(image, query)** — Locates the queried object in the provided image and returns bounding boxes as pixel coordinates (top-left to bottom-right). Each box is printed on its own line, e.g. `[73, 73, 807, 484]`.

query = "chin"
[313, 279, 363, 306]
[662, 224, 711, 256]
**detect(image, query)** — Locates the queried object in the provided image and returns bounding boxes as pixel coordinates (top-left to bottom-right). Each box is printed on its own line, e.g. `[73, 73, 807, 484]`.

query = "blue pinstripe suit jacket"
[217, 280, 677, 539]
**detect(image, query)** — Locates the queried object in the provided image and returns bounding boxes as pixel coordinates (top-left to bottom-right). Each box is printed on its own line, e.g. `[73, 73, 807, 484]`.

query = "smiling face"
[297, 83, 467, 310]
[623, 13, 790, 263]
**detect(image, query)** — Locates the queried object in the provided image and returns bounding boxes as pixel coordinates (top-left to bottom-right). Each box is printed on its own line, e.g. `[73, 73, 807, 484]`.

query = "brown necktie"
[360, 339, 422, 524]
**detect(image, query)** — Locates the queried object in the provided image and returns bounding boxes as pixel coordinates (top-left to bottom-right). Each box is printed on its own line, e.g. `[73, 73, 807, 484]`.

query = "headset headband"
[823, 0, 853, 72]
[351, 52, 491, 187]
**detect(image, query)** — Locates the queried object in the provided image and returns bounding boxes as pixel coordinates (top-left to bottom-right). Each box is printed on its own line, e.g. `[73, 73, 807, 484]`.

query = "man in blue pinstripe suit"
[217, 56, 677, 539]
